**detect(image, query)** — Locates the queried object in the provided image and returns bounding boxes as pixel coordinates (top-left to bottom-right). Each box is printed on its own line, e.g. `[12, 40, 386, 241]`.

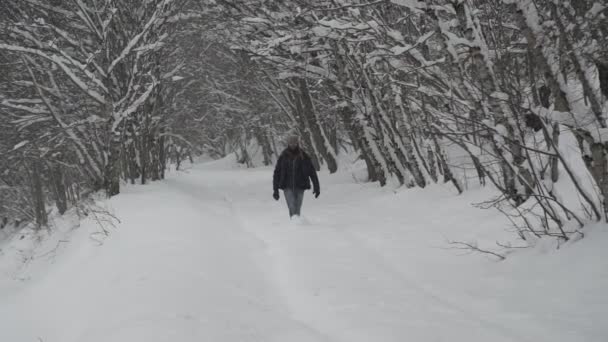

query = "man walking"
[273, 135, 320, 218]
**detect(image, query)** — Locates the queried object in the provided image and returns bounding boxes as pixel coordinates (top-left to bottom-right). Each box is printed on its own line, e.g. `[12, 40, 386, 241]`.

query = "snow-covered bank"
[1, 159, 607, 342]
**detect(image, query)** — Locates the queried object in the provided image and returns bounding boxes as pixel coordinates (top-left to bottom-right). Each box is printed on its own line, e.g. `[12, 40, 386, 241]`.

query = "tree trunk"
[105, 137, 121, 197]
[30, 159, 47, 228]
[159, 131, 166, 179]
[339, 106, 380, 183]
[51, 164, 68, 215]
[297, 78, 338, 173]
[596, 60, 608, 98]
[255, 127, 273, 166]
[590, 142, 608, 216]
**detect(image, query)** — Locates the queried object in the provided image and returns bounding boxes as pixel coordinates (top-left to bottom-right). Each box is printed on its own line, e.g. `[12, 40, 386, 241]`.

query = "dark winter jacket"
[273, 148, 320, 193]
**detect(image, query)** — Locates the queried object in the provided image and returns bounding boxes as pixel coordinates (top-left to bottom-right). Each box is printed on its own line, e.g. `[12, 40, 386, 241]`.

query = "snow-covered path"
[1, 159, 607, 342]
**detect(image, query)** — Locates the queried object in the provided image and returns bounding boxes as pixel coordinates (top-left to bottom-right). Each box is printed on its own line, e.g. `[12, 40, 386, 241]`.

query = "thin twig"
[447, 240, 506, 260]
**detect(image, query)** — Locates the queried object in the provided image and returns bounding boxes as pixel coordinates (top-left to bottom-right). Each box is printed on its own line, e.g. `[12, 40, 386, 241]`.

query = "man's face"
[287, 137, 299, 149]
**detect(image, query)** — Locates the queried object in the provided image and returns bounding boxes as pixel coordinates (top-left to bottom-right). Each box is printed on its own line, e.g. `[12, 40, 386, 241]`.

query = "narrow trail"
[1, 160, 606, 342]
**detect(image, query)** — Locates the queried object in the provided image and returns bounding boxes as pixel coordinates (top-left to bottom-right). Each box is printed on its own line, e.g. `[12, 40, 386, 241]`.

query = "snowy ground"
[1, 157, 607, 342]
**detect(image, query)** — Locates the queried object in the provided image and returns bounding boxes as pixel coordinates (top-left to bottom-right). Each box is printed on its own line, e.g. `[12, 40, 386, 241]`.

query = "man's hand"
[273, 190, 280, 201]
[313, 190, 320, 198]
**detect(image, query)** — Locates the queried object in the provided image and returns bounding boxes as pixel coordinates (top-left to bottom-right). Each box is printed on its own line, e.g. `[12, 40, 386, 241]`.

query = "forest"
[1, 0, 607, 245]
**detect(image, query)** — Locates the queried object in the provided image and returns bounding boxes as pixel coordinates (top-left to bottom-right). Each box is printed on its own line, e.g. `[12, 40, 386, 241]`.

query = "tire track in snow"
[331, 228, 534, 342]
[163, 175, 341, 342]
[197, 171, 534, 342]
[168, 167, 534, 342]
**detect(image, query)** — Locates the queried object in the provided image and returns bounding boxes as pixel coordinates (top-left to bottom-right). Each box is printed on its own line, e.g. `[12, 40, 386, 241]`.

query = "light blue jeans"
[284, 188, 305, 217]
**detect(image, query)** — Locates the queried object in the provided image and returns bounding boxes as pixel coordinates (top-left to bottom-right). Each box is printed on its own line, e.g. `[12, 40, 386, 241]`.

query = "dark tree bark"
[30, 159, 47, 227]
[51, 164, 68, 215]
[297, 78, 338, 173]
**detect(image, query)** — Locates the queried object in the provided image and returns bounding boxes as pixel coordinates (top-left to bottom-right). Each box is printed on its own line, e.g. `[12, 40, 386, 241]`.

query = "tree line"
[1, 0, 607, 244]
[201, 0, 608, 242]
[0, 0, 198, 226]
